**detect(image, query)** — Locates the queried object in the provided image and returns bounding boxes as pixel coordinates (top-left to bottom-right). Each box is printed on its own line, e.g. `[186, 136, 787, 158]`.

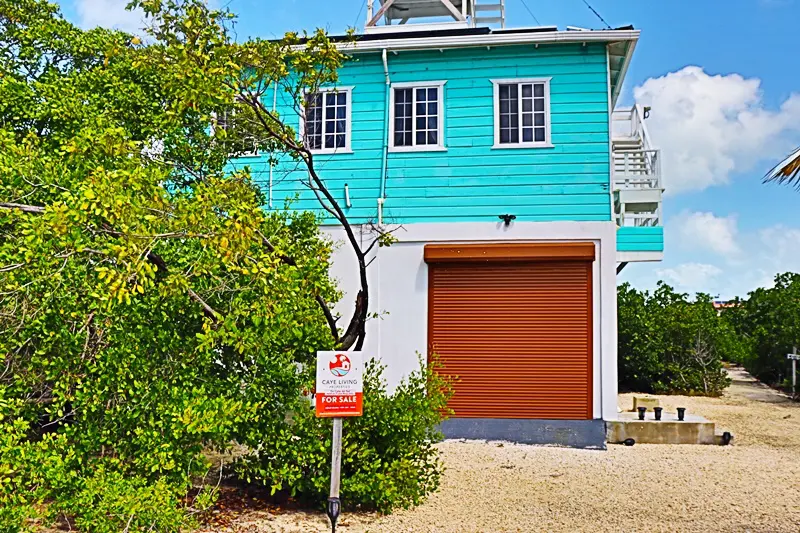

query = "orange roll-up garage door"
[426, 243, 594, 420]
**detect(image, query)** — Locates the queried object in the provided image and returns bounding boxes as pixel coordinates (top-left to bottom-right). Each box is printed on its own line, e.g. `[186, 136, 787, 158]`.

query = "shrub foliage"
[722, 272, 800, 390]
[0, 0, 449, 530]
[618, 282, 735, 395]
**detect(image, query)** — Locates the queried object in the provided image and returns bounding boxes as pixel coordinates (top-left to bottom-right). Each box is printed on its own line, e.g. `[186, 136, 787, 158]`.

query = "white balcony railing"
[612, 105, 663, 228]
[614, 149, 662, 190]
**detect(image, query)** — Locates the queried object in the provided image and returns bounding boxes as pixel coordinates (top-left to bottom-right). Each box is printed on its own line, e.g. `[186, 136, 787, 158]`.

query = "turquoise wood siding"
[616, 227, 664, 253]
[231, 42, 612, 224]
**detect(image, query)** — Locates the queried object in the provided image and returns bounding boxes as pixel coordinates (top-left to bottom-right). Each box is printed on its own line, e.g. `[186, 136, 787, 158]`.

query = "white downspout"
[378, 48, 390, 225]
[269, 82, 277, 208]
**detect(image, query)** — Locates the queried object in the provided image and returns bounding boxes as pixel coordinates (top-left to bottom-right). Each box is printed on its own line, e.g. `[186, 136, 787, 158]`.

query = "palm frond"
[764, 146, 800, 189]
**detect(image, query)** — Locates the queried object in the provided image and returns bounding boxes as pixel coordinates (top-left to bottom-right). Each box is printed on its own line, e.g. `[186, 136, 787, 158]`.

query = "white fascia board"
[338, 29, 640, 54]
[610, 38, 637, 109]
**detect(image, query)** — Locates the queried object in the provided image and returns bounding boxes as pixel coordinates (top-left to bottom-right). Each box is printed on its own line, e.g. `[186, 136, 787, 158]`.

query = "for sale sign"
[315, 351, 363, 417]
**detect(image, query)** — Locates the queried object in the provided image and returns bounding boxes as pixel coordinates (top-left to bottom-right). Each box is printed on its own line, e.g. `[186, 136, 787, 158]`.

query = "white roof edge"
[339, 29, 640, 53]
[610, 38, 637, 109]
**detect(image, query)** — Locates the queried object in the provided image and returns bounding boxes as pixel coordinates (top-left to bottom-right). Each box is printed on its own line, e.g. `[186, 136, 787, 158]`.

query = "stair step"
[475, 4, 503, 11]
[475, 16, 504, 23]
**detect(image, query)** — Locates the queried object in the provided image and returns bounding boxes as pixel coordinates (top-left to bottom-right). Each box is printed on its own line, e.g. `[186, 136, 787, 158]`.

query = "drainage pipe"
[378, 48, 390, 224]
[268, 82, 277, 208]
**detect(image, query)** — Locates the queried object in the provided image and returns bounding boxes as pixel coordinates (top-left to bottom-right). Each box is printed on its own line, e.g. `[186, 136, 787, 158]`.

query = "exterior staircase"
[612, 105, 663, 228]
[473, 0, 505, 28]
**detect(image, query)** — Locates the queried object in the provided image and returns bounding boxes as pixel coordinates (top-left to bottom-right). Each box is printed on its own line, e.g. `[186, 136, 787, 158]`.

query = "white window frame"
[491, 77, 553, 149]
[389, 80, 447, 153]
[299, 86, 354, 155]
[211, 107, 259, 157]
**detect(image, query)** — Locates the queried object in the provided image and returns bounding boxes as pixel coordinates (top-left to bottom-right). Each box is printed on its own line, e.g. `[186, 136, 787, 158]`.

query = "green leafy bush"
[236, 357, 453, 513]
[618, 282, 736, 395]
[722, 272, 800, 388]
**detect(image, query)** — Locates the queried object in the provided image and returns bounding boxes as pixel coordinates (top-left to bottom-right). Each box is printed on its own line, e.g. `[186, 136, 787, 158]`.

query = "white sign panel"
[315, 351, 363, 417]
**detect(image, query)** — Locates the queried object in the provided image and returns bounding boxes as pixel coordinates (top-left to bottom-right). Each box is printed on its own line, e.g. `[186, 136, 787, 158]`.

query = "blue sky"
[58, 0, 800, 299]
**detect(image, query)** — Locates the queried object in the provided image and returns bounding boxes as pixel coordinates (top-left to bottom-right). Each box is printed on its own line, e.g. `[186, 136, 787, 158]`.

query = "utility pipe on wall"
[378, 48, 391, 225]
[269, 82, 277, 208]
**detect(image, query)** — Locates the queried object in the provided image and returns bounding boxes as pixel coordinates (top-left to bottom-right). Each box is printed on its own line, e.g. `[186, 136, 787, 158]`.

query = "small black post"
[637, 406, 647, 420]
[653, 407, 663, 421]
[676, 407, 686, 421]
[326, 497, 341, 533]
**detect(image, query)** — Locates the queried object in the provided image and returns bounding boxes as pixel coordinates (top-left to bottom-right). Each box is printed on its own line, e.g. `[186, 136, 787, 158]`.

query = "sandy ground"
[200, 367, 800, 532]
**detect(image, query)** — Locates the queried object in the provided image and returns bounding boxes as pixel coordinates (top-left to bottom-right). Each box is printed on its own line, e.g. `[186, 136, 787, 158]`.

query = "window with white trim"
[390, 82, 445, 151]
[493, 78, 551, 148]
[212, 106, 258, 156]
[303, 87, 352, 153]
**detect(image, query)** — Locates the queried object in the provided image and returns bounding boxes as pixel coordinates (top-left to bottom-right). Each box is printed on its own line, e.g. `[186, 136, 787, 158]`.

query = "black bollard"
[637, 406, 647, 420]
[326, 497, 341, 533]
[676, 407, 686, 421]
[653, 407, 663, 421]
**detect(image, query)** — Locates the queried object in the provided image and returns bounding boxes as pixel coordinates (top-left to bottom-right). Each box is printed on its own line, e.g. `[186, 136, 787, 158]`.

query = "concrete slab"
[440, 418, 607, 449]
[632, 396, 661, 411]
[607, 412, 717, 444]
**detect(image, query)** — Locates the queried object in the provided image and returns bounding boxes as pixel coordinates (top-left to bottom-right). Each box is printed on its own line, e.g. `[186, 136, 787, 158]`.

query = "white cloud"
[655, 263, 723, 295]
[673, 210, 741, 257]
[624, 213, 800, 299]
[76, 0, 145, 33]
[633, 66, 800, 194]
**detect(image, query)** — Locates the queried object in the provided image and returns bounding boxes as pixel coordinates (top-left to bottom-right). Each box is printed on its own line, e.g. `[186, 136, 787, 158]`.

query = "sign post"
[316, 351, 363, 533]
[787, 347, 799, 396]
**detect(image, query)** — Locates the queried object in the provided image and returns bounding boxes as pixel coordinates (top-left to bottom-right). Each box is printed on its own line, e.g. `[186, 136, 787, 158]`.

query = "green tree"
[722, 272, 800, 387]
[617, 282, 735, 395]
[0, 1, 446, 529]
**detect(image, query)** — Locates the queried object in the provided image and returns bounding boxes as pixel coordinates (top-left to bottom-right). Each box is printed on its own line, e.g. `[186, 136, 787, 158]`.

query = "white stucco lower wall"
[323, 221, 619, 421]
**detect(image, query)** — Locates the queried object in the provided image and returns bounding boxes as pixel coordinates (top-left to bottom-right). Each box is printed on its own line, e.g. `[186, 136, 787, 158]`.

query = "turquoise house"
[231, 0, 664, 447]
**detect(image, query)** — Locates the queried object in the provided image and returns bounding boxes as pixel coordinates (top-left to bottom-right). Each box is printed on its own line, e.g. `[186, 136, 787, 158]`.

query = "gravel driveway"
[202, 367, 800, 532]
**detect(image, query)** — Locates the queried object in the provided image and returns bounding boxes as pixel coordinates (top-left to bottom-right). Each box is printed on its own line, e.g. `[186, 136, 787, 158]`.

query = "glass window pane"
[534, 98, 544, 111]
[499, 85, 509, 99]
[522, 84, 532, 97]
[522, 99, 532, 112]
[500, 115, 510, 128]
[416, 131, 426, 145]
[427, 116, 437, 129]
[325, 121, 335, 134]
[428, 131, 437, 145]
[508, 128, 519, 143]
[337, 106, 346, 119]
[416, 102, 426, 115]
[523, 114, 532, 127]
[534, 113, 545, 126]
[522, 128, 533, 142]
[326, 106, 335, 119]
[534, 83, 544, 97]
[404, 132, 412, 145]
[337, 92, 346, 105]
[500, 129, 510, 143]
[428, 87, 437, 100]
[429, 102, 437, 115]
[416, 116, 426, 129]
[394, 132, 405, 146]
[535, 128, 545, 142]
[335, 134, 345, 147]
[326, 93, 336, 106]
[337, 119, 346, 133]
[325, 135, 334, 148]
[499, 100, 509, 113]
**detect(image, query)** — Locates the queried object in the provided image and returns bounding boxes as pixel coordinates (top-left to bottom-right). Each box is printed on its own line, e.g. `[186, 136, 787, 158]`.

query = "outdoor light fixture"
[637, 406, 647, 420]
[653, 407, 663, 421]
[676, 407, 686, 421]
[498, 214, 516, 227]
